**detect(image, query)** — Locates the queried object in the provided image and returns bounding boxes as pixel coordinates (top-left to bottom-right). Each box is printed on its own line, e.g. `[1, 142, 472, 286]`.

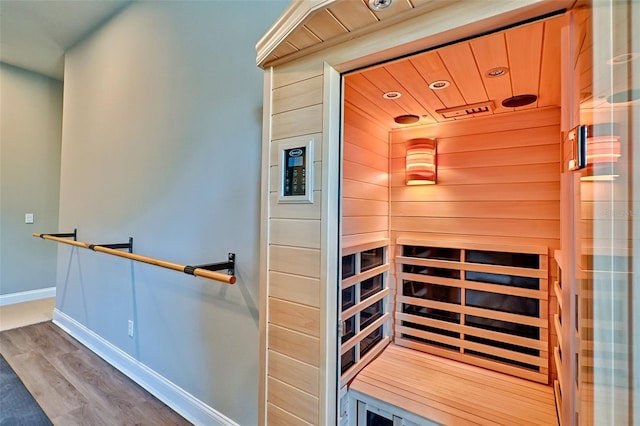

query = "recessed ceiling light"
[428, 80, 450, 90]
[607, 52, 639, 65]
[502, 94, 537, 108]
[368, 0, 393, 11]
[383, 91, 402, 99]
[394, 114, 420, 124]
[486, 67, 509, 78]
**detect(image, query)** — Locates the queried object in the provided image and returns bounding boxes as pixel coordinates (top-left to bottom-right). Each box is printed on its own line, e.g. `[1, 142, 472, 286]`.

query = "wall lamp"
[581, 123, 621, 182]
[406, 138, 437, 185]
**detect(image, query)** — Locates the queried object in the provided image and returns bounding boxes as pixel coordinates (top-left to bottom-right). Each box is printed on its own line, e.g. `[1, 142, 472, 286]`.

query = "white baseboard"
[52, 309, 238, 426]
[0, 287, 56, 306]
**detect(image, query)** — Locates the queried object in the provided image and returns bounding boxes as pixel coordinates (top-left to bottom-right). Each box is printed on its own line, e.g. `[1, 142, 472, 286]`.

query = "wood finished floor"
[0, 321, 191, 425]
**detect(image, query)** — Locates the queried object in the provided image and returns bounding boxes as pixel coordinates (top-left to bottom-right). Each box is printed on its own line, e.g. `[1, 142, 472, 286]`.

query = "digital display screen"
[283, 146, 306, 197]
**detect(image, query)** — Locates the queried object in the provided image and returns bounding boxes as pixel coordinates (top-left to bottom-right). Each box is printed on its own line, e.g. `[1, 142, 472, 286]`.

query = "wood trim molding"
[256, 0, 338, 67]
[0, 286, 55, 306]
[52, 309, 238, 426]
[319, 61, 341, 426]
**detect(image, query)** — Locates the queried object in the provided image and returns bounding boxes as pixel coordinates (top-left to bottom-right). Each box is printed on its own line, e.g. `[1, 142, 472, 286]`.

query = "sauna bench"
[349, 344, 559, 426]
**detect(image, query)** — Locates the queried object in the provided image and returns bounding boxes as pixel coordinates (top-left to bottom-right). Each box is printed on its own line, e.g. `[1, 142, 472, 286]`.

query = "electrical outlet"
[25, 213, 34, 224]
[128, 320, 134, 337]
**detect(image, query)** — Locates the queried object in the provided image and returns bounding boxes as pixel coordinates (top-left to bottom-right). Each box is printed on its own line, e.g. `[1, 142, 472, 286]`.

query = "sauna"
[257, 1, 637, 425]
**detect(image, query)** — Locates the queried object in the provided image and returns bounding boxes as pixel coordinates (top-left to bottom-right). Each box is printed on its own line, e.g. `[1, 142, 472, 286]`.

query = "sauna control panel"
[278, 138, 314, 204]
[283, 147, 306, 197]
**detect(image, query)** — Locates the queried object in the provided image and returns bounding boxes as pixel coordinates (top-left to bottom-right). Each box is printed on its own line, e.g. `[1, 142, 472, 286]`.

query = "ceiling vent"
[436, 101, 495, 119]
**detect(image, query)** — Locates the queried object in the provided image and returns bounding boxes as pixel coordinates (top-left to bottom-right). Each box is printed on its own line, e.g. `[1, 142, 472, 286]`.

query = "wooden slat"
[326, 1, 377, 32]
[389, 107, 560, 140]
[342, 179, 388, 201]
[399, 271, 547, 301]
[390, 163, 559, 187]
[396, 312, 547, 351]
[342, 263, 389, 290]
[469, 31, 514, 114]
[389, 126, 560, 156]
[342, 139, 389, 171]
[397, 256, 548, 277]
[272, 104, 323, 140]
[395, 338, 549, 384]
[391, 182, 560, 202]
[342, 198, 388, 218]
[267, 402, 313, 426]
[398, 294, 546, 328]
[341, 290, 389, 324]
[272, 75, 323, 114]
[391, 217, 559, 239]
[437, 42, 488, 105]
[268, 350, 319, 396]
[269, 192, 321, 220]
[268, 324, 320, 367]
[269, 271, 320, 308]
[343, 216, 388, 236]
[267, 377, 318, 424]
[270, 218, 321, 249]
[391, 199, 559, 220]
[286, 27, 321, 51]
[436, 144, 559, 169]
[302, 9, 347, 41]
[383, 59, 446, 116]
[409, 50, 466, 108]
[269, 245, 320, 278]
[342, 159, 389, 186]
[396, 238, 547, 255]
[506, 21, 544, 109]
[343, 80, 397, 126]
[538, 17, 564, 108]
[357, 66, 431, 118]
[269, 297, 320, 337]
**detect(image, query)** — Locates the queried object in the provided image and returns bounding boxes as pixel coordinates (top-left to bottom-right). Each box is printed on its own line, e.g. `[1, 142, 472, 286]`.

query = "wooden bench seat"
[349, 344, 559, 426]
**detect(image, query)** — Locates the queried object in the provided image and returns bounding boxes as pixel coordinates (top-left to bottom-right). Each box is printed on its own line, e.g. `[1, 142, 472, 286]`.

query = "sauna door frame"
[329, 8, 575, 426]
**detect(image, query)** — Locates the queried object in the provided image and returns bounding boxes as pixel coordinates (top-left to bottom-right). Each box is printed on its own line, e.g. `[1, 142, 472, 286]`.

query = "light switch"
[25, 213, 34, 224]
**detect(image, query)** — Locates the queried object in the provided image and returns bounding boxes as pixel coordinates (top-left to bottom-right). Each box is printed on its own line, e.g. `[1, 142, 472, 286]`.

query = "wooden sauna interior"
[338, 12, 567, 425]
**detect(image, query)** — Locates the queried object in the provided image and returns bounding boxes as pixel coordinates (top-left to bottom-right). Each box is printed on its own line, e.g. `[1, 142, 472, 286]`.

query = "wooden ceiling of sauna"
[262, 0, 440, 65]
[344, 14, 566, 129]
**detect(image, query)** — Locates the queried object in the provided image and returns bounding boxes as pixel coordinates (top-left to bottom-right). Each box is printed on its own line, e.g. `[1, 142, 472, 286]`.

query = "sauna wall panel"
[390, 107, 562, 381]
[341, 102, 389, 245]
[267, 68, 324, 423]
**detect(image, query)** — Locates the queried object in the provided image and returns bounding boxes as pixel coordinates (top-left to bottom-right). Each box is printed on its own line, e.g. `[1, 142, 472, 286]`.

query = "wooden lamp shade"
[582, 124, 621, 181]
[406, 138, 437, 185]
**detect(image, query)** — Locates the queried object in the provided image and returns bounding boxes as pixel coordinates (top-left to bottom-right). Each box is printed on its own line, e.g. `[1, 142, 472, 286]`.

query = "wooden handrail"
[33, 233, 236, 285]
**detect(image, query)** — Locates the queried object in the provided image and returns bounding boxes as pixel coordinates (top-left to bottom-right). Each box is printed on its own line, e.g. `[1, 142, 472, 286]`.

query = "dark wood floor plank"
[0, 322, 191, 425]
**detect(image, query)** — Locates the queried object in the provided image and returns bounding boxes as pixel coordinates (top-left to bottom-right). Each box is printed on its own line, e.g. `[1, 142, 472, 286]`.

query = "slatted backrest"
[395, 238, 549, 383]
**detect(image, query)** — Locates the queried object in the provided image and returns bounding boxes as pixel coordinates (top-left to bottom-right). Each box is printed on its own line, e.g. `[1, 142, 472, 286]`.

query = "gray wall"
[0, 63, 63, 296]
[56, 1, 287, 424]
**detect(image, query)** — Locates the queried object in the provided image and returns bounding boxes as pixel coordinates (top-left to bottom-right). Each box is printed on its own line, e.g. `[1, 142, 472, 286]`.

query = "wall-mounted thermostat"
[278, 138, 313, 204]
